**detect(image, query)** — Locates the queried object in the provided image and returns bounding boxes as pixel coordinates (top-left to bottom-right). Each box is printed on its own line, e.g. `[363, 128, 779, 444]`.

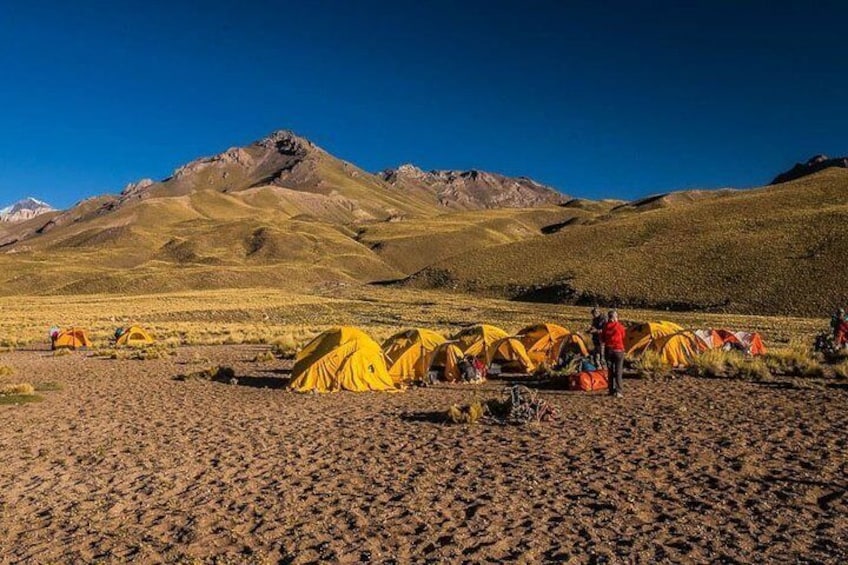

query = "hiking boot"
[615, 391, 623, 399]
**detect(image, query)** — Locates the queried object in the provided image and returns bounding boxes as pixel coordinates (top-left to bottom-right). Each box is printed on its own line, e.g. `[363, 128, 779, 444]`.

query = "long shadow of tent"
[211, 371, 291, 389]
[400, 411, 448, 424]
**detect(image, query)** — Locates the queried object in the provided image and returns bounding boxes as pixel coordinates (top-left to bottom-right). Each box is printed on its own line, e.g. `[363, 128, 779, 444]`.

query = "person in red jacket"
[602, 310, 626, 397]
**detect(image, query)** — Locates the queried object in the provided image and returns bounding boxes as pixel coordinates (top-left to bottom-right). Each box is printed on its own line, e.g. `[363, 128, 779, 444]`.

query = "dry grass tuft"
[252, 350, 276, 363]
[0, 365, 14, 376]
[633, 350, 672, 378]
[728, 356, 771, 381]
[187, 353, 210, 365]
[691, 350, 771, 380]
[691, 350, 730, 378]
[832, 361, 848, 380]
[447, 401, 485, 424]
[765, 344, 824, 377]
[130, 346, 178, 361]
[0, 382, 35, 395]
[52, 348, 72, 357]
[270, 334, 300, 360]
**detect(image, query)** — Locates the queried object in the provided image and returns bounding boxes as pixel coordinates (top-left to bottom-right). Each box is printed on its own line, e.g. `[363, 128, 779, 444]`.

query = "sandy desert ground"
[0, 345, 846, 564]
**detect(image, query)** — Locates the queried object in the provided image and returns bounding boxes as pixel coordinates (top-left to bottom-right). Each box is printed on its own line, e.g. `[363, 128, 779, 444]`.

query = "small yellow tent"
[382, 328, 446, 384]
[289, 327, 396, 393]
[490, 337, 536, 374]
[625, 321, 685, 357]
[427, 342, 464, 382]
[452, 324, 509, 363]
[518, 323, 572, 365]
[556, 333, 590, 359]
[116, 326, 155, 347]
[53, 327, 92, 350]
[652, 331, 704, 367]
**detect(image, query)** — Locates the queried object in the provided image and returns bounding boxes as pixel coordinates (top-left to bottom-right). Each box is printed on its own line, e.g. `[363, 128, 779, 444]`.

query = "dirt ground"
[0, 345, 845, 564]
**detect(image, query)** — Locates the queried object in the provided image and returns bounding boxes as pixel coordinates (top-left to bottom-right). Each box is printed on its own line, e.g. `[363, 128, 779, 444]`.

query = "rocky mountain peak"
[121, 178, 155, 197]
[381, 164, 427, 183]
[0, 197, 56, 223]
[256, 130, 313, 157]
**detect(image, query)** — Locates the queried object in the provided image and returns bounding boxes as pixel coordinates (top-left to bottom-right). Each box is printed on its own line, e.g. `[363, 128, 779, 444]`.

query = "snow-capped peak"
[0, 197, 56, 222]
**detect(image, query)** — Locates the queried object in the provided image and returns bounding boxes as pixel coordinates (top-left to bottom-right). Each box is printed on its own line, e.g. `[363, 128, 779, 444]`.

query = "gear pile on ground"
[486, 385, 559, 425]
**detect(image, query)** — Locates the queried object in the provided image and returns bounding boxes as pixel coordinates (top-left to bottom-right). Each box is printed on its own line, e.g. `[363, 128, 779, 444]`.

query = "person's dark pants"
[606, 349, 625, 395]
[592, 341, 605, 368]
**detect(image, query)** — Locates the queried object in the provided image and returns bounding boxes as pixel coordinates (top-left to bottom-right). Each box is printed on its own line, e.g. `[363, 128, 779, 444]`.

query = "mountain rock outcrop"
[379, 164, 567, 209]
[771, 154, 848, 185]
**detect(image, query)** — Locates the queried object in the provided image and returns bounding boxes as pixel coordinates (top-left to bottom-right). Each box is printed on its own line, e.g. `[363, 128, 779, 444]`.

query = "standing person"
[602, 310, 626, 398]
[837, 315, 848, 350]
[588, 307, 607, 368]
[831, 308, 846, 340]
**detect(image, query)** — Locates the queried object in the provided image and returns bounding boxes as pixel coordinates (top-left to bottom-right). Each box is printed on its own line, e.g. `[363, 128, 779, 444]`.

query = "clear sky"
[1, 0, 846, 209]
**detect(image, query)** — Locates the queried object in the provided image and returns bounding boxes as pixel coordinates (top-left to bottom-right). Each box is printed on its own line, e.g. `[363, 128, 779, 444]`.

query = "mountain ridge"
[1, 131, 846, 316]
[0, 197, 55, 223]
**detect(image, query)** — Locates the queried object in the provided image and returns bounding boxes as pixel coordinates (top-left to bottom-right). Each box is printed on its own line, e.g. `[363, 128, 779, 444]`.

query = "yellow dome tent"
[452, 324, 509, 363]
[625, 321, 685, 357]
[116, 326, 155, 347]
[490, 337, 536, 374]
[289, 327, 396, 393]
[426, 342, 464, 382]
[651, 331, 704, 367]
[382, 328, 446, 384]
[518, 323, 572, 365]
[556, 333, 590, 358]
[53, 327, 92, 350]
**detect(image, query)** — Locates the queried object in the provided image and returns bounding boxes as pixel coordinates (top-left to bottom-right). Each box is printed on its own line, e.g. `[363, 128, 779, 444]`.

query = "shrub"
[187, 353, 210, 365]
[691, 350, 771, 380]
[252, 350, 276, 363]
[270, 334, 299, 359]
[447, 401, 485, 424]
[0, 382, 34, 395]
[729, 356, 771, 381]
[634, 350, 671, 378]
[130, 346, 178, 361]
[833, 361, 848, 380]
[765, 344, 823, 377]
[692, 350, 734, 378]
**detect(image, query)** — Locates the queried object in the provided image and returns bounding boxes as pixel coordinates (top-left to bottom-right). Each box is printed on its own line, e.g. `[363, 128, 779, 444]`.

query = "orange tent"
[489, 337, 536, 374]
[53, 327, 92, 350]
[734, 332, 767, 356]
[451, 324, 509, 364]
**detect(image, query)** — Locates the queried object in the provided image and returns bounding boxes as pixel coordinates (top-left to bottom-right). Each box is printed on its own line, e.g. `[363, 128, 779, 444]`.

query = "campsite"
[2, 2, 848, 563]
[0, 286, 846, 563]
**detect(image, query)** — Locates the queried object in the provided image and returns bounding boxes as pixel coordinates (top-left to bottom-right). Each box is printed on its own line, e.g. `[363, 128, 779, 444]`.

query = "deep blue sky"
[1, 0, 846, 209]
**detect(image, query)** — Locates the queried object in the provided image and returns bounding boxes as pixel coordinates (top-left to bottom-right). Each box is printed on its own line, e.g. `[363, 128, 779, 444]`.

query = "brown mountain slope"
[402, 168, 848, 316]
[0, 130, 570, 295]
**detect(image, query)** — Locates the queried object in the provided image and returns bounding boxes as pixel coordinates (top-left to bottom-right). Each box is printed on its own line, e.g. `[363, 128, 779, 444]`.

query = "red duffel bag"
[567, 369, 608, 392]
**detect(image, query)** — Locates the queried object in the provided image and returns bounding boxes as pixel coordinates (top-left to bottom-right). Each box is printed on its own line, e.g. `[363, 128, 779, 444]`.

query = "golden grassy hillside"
[357, 207, 595, 274]
[404, 169, 848, 316]
[0, 285, 823, 349]
[0, 131, 570, 296]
